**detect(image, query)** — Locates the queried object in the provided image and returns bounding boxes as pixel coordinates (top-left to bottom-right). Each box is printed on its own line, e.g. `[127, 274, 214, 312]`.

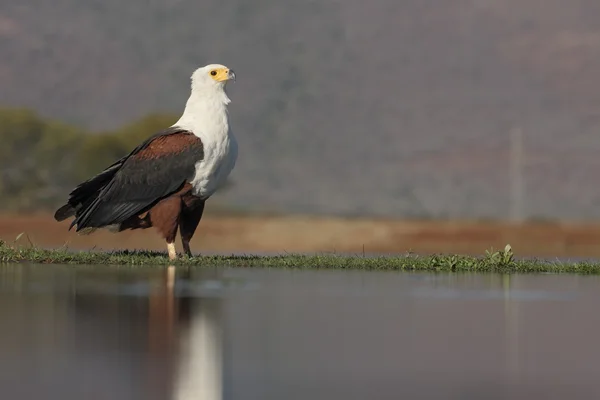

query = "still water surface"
[0, 264, 599, 399]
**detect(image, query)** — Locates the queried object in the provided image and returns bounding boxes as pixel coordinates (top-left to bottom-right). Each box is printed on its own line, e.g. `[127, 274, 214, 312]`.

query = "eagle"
[54, 64, 238, 260]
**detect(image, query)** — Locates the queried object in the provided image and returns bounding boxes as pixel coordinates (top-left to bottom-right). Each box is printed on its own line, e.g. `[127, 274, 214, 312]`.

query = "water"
[0, 264, 599, 399]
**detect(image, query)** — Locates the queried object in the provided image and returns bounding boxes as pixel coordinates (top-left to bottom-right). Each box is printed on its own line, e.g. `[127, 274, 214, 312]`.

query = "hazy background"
[1, 0, 600, 221]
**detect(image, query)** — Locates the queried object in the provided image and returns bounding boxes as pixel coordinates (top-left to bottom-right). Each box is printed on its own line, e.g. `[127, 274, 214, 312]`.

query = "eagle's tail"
[54, 203, 76, 222]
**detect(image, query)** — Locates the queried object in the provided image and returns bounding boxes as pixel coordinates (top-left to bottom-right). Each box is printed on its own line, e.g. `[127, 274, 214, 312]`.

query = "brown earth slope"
[2, 214, 600, 259]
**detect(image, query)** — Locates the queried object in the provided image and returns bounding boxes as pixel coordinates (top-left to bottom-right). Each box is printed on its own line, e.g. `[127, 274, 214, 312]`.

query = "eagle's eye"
[210, 70, 217, 76]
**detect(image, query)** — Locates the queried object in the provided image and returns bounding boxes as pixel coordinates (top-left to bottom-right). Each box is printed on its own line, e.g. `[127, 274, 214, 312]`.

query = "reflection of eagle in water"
[54, 64, 238, 260]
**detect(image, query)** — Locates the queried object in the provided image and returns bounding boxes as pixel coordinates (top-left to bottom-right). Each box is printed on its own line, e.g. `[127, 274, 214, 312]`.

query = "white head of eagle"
[174, 64, 237, 136]
[54, 63, 239, 261]
[191, 64, 236, 91]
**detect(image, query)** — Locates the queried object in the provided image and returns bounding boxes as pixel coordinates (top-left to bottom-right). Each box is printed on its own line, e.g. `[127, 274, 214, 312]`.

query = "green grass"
[2, 241, 600, 274]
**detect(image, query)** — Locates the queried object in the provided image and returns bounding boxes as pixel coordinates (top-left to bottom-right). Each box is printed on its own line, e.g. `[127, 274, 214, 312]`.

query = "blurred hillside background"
[3, 0, 600, 257]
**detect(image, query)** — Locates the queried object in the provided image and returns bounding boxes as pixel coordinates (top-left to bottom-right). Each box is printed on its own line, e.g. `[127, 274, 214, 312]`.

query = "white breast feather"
[172, 89, 238, 199]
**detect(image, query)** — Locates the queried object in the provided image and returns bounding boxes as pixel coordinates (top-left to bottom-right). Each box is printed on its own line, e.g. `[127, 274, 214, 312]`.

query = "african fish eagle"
[54, 64, 238, 260]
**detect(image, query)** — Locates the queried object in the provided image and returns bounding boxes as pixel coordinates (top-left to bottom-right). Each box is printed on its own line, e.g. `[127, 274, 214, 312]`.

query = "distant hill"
[2, 0, 600, 220]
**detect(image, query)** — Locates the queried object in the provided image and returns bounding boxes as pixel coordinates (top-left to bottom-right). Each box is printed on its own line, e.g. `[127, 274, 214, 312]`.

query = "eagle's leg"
[167, 242, 177, 261]
[149, 196, 183, 261]
[180, 197, 206, 258]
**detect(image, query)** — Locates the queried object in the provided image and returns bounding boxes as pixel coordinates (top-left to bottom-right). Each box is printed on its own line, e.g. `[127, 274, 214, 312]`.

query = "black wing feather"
[53, 160, 125, 221]
[54, 127, 204, 231]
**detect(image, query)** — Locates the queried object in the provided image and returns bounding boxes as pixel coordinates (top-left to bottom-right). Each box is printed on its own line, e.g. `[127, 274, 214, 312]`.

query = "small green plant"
[485, 244, 515, 265]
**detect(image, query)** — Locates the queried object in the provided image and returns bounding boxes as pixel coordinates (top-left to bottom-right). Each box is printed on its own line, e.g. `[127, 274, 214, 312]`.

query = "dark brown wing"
[54, 127, 204, 231]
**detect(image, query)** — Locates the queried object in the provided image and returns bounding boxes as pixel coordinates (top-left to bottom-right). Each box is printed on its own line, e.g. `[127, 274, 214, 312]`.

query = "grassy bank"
[2, 241, 600, 274]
